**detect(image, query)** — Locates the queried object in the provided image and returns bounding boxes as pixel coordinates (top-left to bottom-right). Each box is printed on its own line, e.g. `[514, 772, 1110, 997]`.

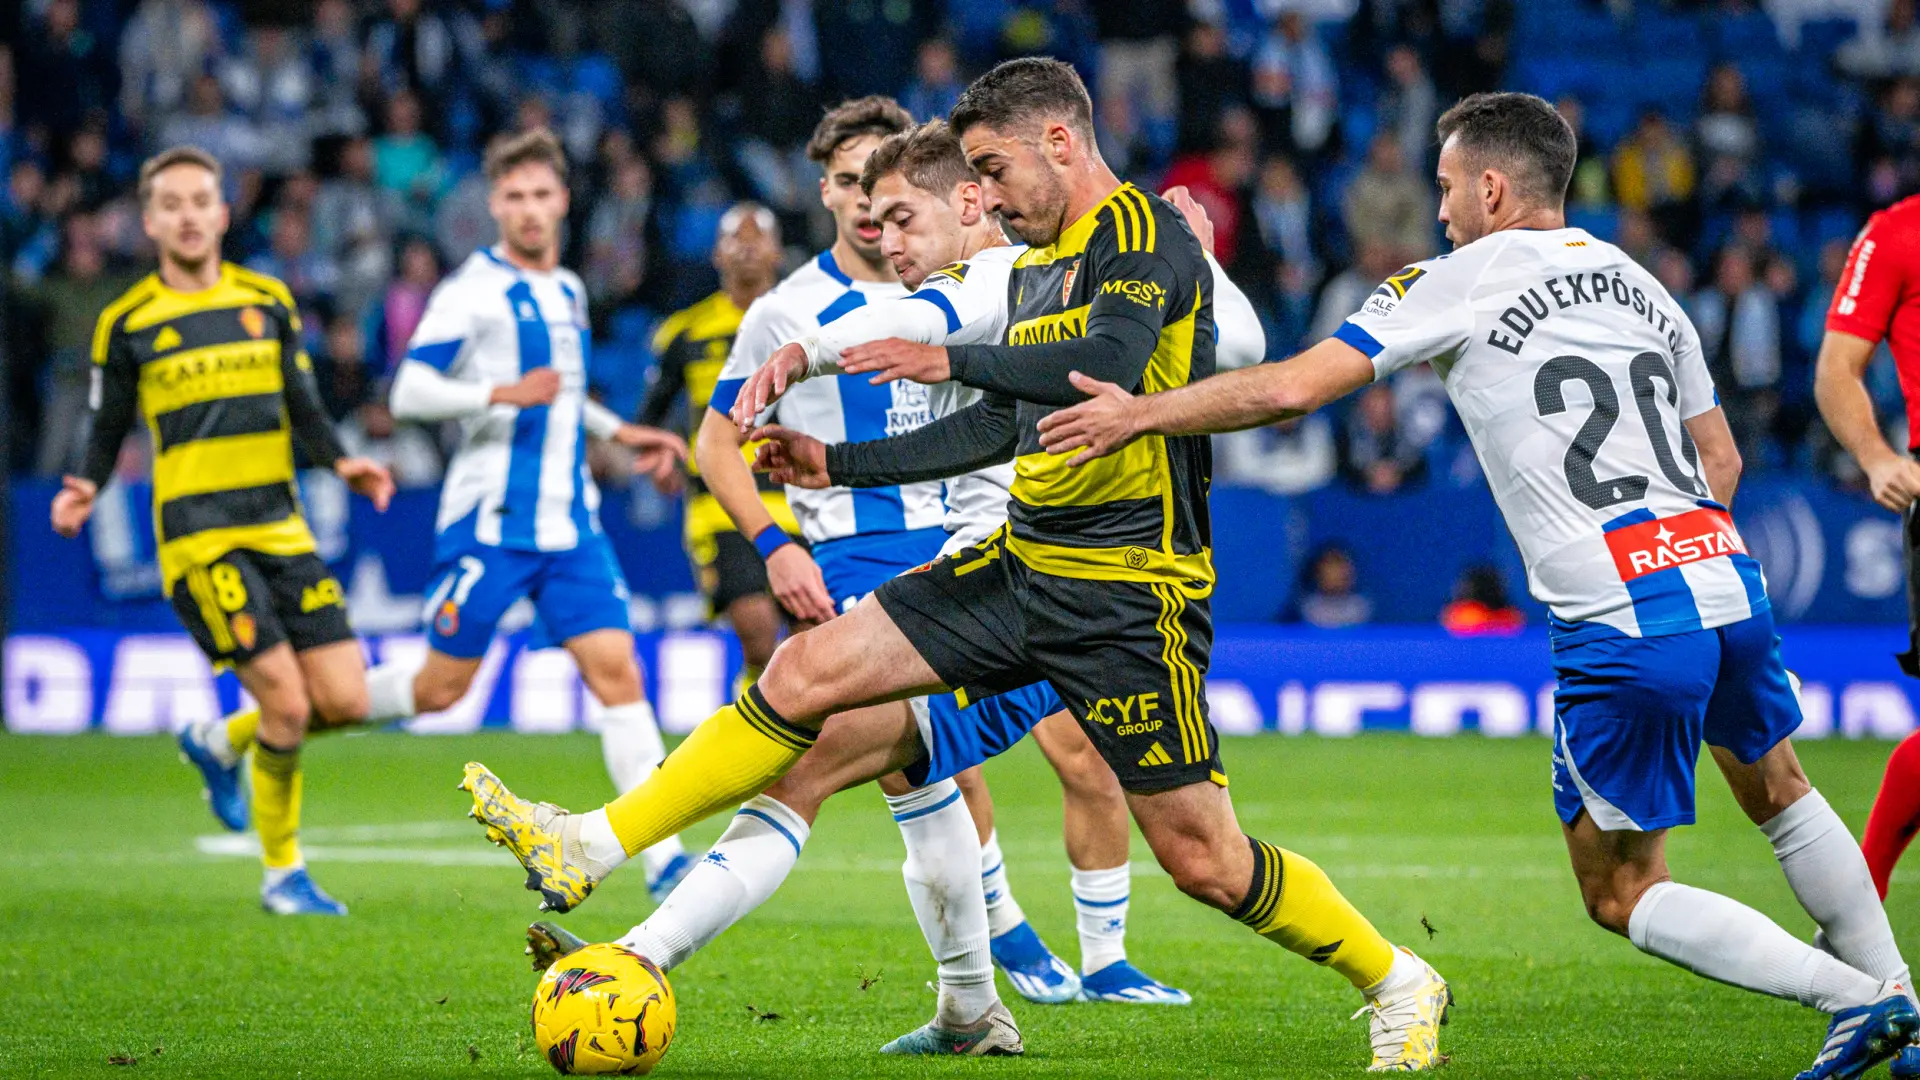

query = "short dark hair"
[949, 57, 1095, 142]
[484, 127, 568, 184]
[138, 145, 222, 205]
[1435, 92, 1576, 206]
[806, 96, 914, 165]
[860, 120, 974, 196]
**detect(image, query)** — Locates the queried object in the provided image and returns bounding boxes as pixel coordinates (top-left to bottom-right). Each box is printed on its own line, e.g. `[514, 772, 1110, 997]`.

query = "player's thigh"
[170, 551, 293, 670]
[564, 628, 643, 707]
[867, 532, 1038, 704]
[294, 639, 371, 727]
[760, 594, 947, 721]
[1124, 779, 1252, 909]
[423, 544, 535, 659]
[761, 700, 925, 822]
[531, 537, 634, 649]
[1702, 611, 1812, 820]
[1029, 574, 1224, 794]
[233, 642, 311, 740]
[1561, 810, 1672, 932]
[1550, 629, 1717, 833]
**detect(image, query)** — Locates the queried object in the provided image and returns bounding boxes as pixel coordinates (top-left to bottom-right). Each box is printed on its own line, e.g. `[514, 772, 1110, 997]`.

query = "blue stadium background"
[5, 0, 1919, 738]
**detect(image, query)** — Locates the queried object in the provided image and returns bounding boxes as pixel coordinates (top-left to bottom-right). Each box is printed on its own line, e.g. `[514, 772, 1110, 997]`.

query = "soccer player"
[639, 202, 799, 691]
[54, 146, 396, 915]
[362, 128, 691, 899]
[463, 62, 1450, 1071]
[1037, 91, 1919, 1080]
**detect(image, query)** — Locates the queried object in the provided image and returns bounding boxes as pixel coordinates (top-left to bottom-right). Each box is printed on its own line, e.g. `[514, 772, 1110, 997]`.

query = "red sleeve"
[1827, 209, 1909, 344]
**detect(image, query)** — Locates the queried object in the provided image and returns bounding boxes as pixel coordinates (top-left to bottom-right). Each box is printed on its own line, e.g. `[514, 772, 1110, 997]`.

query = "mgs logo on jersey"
[1605, 506, 1747, 581]
[1101, 278, 1167, 308]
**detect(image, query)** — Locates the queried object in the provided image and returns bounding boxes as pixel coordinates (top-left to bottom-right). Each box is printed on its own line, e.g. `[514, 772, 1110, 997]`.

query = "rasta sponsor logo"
[1603, 506, 1747, 582]
[1083, 691, 1164, 735]
[1101, 278, 1167, 308]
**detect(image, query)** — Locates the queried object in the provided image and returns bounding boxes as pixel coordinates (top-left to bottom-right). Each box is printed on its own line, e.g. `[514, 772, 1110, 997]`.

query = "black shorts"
[170, 550, 354, 666]
[700, 530, 773, 612]
[876, 528, 1223, 793]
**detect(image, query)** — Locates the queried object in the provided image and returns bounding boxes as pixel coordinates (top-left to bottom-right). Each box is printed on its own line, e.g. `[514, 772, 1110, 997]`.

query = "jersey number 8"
[1534, 351, 1706, 511]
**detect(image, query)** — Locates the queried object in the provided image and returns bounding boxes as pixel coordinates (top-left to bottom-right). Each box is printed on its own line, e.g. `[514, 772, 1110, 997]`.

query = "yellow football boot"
[459, 762, 602, 913]
[1353, 947, 1452, 1072]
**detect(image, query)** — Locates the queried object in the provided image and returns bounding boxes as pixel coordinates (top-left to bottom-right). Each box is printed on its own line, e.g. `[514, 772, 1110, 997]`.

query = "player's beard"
[1001, 172, 1072, 249]
[504, 228, 556, 267]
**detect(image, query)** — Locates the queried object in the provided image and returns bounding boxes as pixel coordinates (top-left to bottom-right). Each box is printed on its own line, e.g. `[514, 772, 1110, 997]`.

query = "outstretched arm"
[827, 393, 1020, 486]
[1036, 338, 1376, 466]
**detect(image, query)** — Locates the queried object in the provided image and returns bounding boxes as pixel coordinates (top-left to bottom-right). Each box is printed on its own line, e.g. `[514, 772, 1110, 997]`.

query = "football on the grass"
[531, 943, 676, 1075]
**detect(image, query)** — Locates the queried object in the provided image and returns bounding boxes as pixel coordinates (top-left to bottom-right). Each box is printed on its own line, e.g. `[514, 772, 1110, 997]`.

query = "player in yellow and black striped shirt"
[638, 203, 799, 685]
[450, 59, 1450, 1072]
[51, 146, 395, 916]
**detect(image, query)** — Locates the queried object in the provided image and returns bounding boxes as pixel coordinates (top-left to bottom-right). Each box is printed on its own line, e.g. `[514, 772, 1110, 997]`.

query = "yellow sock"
[732, 664, 765, 701]
[1232, 839, 1396, 990]
[604, 683, 814, 856]
[224, 708, 261, 757]
[252, 740, 304, 870]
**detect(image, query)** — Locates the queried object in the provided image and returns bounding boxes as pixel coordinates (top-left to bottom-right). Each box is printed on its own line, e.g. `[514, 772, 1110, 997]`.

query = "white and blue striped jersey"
[1339, 227, 1767, 641]
[401, 247, 606, 551]
[710, 250, 945, 544]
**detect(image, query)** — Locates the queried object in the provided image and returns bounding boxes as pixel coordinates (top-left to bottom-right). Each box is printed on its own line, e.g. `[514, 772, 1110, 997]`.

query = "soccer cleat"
[1895, 1047, 1920, 1079]
[178, 719, 248, 831]
[647, 851, 695, 904]
[458, 762, 605, 914]
[989, 921, 1081, 1004]
[525, 920, 590, 971]
[1353, 948, 1451, 1072]
[1795, 982, 1920, 1080]
[879, 1001, 1024, 1056]
[260, 868, 348, 916]
[1078, 960, 1192, 1005]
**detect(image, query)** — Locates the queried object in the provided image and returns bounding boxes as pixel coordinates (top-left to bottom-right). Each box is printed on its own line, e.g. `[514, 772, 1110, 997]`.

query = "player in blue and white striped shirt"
[367, 130, 698, 900]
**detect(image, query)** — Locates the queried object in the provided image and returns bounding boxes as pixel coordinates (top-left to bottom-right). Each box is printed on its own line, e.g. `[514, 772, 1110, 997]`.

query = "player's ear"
[1046, 121, 1073, 167]
[955, 180, 983, 226]
[818, 174, 832, 209]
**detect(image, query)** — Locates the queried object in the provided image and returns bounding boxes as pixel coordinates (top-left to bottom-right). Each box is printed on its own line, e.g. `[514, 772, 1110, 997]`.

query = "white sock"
[1764, 789, 1912, 986]
[618, 795, 809, 970]
[365, 662, 419, 721]
[1071, 864, 1129, 975]
[1362, 946, 1427, 1000]
[575, 808, 630, 872]
[597, 699, 687, 878]
[262, 863, 304, 888]
[886, 780, 996, 1024]
[203, 714, 244, 768]
[980, 830, 1026, 939]
[1628, 880, 1884, 1012]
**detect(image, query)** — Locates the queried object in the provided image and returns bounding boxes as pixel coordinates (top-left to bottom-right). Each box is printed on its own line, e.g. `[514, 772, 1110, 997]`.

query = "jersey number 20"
[1533, 352, 1705, 511]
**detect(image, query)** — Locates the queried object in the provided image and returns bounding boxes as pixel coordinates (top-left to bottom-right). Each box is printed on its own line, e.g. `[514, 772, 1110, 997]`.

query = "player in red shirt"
[1816, 195, 1920, 914]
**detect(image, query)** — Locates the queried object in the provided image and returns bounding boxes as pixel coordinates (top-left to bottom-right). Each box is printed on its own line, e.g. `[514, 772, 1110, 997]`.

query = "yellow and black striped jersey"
[640, 289, 791, 506]
[825, 183, 1217, 586]
[79, 263, 346, 589]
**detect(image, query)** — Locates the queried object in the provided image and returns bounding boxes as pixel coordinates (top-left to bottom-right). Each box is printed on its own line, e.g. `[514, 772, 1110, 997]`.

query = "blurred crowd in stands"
[3, 0, 1917, 507]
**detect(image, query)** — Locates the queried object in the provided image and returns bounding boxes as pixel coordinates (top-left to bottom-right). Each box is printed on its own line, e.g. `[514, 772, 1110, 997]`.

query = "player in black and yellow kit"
[458, 61, 1448, 1070]
[639, 203, 799, 686]
[52, 147, 395, 916]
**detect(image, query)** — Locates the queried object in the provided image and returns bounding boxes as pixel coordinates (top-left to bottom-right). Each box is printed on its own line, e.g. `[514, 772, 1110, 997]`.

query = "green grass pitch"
[2, 730, 1915, 1078]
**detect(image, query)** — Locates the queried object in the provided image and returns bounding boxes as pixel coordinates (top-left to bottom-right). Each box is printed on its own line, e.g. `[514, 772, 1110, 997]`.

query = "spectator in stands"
[315, 312, 374, 421]
[2, 160, 55, 278]
[1617, 207, 1660, 268]
[1345, 133, 1435, 262]
[1311, 240, 1402, 342]
[159, 74, 263, 179]
[314, 135, 393, 319]
[24, 213, 135, 475]
[1558, 95, 1612, 210]
[1095, 0, 1183, 152]
[1250, 154, 1319, 349]
[363, 0, 461, 120]
[1838, 0, 1920, 78]
[735, 29, 828, 215]
[0, 45, 15, 180]
[247, 198, 337, 319]
[1654, 245, 1697, 311]
[373, 236, 440, 374]
[20, 0, 115, 143]
[331, 315, 444, 488]
[1613, 110, 1697, 242]
[652, 96, 727, 211]
[903, 38, 964, 123]
[1861, 78, 1920, 206]
[64, 120, 116, 212]
[372, 90, 444, 233]
[1284, 543, 1373, 628]
[1163, 112, 1256, 266]
[1338, 381, 1429, 494]
[1696, 63, 1763, 209]
[1380, 46, 1438, 170]
[118, 0, 227, 137]
[1252, 11, 1340, 158]
[1176, 22, 1248, 154]
[307, 0, 365, 137]
[1695, 245, 1783, 466]
[1440, 565, 1526, 637]
[1214, 415, 1338, 496]
[586, 153, 663, 313]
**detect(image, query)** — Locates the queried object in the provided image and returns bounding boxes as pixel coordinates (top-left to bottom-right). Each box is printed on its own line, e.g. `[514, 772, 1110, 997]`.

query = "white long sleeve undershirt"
[390, 359, 626, 440]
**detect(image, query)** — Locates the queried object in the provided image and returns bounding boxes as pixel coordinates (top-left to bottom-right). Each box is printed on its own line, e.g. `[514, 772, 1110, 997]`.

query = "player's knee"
[308, 678, 369, 727]
[1155, 839, 1242, 911]
[1578, 883, 1638, 935]
[257, 684, 312, 737]
[583, 661, 643, 709]
[758, 633, 830, 718]
[412, 673, 469, 715]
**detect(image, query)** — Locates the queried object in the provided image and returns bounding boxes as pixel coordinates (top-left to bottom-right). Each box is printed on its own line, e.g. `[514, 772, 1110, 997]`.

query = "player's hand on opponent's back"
[1162, 185, 1215, 256]
[747, 424, 831, 489]
[840, 339, 950, 386]
[334, 457, 396, 511]
[732, 342, 810, 432]
[1036, 372, 1143, 467]
[1865, 454, 1920, 513]
[489, 368, 562, 408]
[50, 476, 99, 537]
[612, 424, 689, 490]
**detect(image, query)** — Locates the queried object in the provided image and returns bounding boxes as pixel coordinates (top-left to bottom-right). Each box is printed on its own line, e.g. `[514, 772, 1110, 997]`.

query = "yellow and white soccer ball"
[531, 942, 677, 1075]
